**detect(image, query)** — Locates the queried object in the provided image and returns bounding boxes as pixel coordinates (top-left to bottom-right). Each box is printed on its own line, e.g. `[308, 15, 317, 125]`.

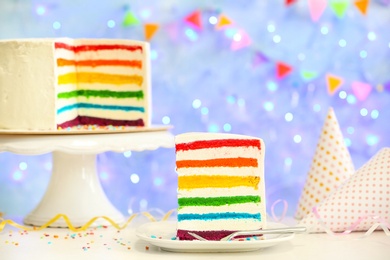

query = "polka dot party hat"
[295, 107, 355, 220]
[300, 148, 390, 232]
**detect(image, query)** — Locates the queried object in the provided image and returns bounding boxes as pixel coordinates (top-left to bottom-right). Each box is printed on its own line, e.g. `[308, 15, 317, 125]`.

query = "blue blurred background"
[0, 0, 389, 218]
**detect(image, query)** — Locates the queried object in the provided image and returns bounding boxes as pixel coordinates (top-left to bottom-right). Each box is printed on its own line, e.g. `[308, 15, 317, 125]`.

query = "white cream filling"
[55, 65, 76, 76]
[178, 203, 262, 215]
[56, 110, 78, 125]
[74, 66, 142, 75]
[75, 82, 145, 89]
[177, 187, 262, 198]
[177, 219, 265, 232]
[78, 109, 145, 120]
[56, 83, 144, 93]
[75, 50, 144, 61]
[176, 146, 261, 161]
[57, 97, 144, 108]
[56, 110, 145, 125]
[55, 48, 145, 61]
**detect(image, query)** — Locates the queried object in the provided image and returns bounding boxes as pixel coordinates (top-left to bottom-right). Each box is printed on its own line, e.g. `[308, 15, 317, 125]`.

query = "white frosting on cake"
[176, 146, 261, 161]
[0, 39, 57, 130]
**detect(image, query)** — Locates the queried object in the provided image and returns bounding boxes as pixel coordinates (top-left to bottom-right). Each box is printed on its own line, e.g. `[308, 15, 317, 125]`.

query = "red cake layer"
[176, 139, 261, 152]
[57, 116, 144, 129]
[54, 42, 143, 53]
[177, 229, 261, 241]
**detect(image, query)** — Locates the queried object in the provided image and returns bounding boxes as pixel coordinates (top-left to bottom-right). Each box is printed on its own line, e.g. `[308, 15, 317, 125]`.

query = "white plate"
[136, 221, 295, 253]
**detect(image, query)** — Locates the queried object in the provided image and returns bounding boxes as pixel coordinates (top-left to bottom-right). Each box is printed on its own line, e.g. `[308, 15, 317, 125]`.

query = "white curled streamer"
[312, 206, 390, 238]
[270, 199, 288, 223]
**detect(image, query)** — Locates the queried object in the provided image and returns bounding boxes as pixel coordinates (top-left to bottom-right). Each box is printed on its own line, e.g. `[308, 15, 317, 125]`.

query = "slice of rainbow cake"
[175, 132, 266, 240]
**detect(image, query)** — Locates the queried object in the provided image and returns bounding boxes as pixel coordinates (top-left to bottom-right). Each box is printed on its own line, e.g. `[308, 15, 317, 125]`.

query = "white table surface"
[1, 218, 389, 260]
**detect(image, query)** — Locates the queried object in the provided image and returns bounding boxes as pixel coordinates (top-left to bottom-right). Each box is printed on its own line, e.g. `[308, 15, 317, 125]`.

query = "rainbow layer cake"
[175, 132, 266, 241]
[0, 38, 150, 131]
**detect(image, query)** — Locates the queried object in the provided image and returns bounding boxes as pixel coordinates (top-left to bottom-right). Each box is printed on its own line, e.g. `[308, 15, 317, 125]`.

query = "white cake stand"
[0, 127, 174, 228]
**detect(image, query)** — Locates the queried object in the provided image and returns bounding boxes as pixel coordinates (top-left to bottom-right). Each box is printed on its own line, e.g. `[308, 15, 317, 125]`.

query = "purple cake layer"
[57, 116, 144, 128]
[177, 229, 262, 241]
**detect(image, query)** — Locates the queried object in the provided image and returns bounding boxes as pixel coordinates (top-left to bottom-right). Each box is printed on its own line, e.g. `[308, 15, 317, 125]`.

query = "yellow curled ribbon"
[0, 209, 175, 232]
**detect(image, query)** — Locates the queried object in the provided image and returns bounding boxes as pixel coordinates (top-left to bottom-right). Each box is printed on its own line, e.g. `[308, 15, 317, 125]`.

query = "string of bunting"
[286, 0, 370, 17]
[122, 0, 386, 101]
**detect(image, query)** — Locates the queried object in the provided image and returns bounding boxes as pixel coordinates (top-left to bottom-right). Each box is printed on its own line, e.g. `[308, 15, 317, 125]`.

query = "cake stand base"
[24, 151, 124, 228]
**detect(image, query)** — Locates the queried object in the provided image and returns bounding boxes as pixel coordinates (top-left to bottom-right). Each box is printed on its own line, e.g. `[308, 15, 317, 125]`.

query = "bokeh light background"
[0, 0, 390, 218]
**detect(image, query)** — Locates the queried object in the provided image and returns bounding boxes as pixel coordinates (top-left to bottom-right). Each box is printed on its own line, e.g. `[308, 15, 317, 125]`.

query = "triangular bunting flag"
[354, 0, 370, 15]
[300, 148, 390, 233]
[184, 10, 202, 30]
[252, 51, 269, 67]
[301, 70, 318, 82]
[285, 0, 298, 6]
[122, 11, 140, 27]
[276, 62, 293, 79]
[308, 0, 327, 22]
[330, 0, 349, 19]
[351, 81, 372, 101]
[230, 29, 252, 51]
[144, 23, 159, 41]
[215, 14, 233, 30]
[326, 74, 343, 95]
[295, 107, 355, 220]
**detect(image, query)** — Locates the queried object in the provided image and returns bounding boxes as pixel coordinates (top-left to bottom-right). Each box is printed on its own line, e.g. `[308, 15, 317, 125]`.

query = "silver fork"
[188, 226, 307, 241]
